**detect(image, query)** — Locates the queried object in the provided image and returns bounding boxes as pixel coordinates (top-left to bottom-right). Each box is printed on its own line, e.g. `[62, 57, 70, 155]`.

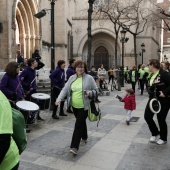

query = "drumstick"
[25, 88, 33, 96]
[15, 77, 24, 92]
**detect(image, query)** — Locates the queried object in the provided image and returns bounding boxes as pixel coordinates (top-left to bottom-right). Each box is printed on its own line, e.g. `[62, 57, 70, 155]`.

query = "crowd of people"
[1, 56, 170, 169]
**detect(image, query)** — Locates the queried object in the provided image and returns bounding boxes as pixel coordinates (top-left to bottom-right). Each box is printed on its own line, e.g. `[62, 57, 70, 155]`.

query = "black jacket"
[148, 69, 170, 98]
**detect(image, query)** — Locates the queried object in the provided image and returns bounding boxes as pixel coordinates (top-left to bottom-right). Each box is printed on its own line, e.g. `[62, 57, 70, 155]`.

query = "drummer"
[19, 58, 44, 121]
[0, 62, 23, 108]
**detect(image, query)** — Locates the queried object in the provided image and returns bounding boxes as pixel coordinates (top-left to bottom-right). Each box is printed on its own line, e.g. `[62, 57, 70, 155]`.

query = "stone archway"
[15, 0, 40, 58]
[94, 46, 109, 70]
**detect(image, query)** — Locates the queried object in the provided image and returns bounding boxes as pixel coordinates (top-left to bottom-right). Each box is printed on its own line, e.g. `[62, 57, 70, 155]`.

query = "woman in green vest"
[129, 65, 138, 92]
[0, 91, 20, 170]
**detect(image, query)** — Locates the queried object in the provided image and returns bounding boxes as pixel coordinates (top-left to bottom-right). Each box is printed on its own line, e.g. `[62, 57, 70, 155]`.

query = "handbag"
[88, 90, 101, 126]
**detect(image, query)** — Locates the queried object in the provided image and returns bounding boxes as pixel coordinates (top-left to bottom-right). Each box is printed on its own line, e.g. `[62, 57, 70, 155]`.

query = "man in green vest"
[0, 90, 20, 170]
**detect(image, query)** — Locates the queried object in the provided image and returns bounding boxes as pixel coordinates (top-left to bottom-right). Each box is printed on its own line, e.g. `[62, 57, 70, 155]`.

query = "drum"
[31, 93, 50, 110]
[16, 101, 39, 124]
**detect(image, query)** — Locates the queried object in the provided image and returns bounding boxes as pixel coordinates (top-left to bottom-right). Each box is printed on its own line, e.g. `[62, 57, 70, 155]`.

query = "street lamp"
[120, 29, 127, 87]
[87, 0, 95, 69]
[34, 0, 57, 109]
[141, 43, 145, 64]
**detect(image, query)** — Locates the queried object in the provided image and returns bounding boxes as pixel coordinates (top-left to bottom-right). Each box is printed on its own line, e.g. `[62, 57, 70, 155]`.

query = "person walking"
[144, 59, 170, 145]
[55, 60, 98, 155]
[66, 59, 76, 113]
[0, 90, 20, 170]
[0, 62, 23, 108]
[119, 88, 136, 125]
[108, 67, 114, 84]
[129, 65, 138, 92]
[49, 60, 67, 119]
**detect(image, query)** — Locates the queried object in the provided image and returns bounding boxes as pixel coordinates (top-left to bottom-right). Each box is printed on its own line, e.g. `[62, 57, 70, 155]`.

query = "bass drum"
[149, 98, 161, 114]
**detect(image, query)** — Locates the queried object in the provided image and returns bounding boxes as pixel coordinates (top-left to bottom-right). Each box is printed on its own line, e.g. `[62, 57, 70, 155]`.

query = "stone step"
[36, 88, 51, 94]
[38, 79, 50, 82]
[37, 85, 51, 88]
[37, 82, 51, 86]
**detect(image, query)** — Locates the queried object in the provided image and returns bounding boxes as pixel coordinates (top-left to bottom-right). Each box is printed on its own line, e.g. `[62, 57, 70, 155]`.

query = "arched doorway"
[15, 0, 40, 58]
[94, 46, 109, 70]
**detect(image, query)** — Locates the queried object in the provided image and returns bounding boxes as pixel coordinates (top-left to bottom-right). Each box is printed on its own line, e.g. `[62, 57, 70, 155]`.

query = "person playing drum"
[0, 62, 23, 108]
[144, 59, 170, 145]
[19, 58, 44, 121]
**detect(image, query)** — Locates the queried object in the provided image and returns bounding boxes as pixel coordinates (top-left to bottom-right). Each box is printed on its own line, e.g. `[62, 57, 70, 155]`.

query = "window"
[167, 38, 170, 43]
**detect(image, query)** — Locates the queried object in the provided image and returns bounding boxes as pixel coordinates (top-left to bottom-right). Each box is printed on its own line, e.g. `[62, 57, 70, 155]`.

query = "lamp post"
[120, 29, 127, 87]
[34, 0, 57, 109]
[141, 43, 145, 64]
[87, 0, 95, 69]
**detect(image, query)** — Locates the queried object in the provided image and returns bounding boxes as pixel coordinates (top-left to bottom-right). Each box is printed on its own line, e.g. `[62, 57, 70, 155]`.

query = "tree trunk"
[115, 32, 118, 68]
[133, 34, 137, 65]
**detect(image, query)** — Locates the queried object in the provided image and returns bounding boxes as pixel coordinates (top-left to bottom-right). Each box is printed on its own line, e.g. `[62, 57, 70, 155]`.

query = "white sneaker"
[149, 135, 159, 143]
[157, 139, 167, 145]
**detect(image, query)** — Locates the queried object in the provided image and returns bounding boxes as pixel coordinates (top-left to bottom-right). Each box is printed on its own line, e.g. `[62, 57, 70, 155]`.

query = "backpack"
[12, 108, 27, 154]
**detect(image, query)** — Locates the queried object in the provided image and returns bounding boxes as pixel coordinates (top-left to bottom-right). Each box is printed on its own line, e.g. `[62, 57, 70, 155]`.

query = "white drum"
[16, 101, 39, 124]
[16, 101, 39, 111]
[31, 93, 50, 110]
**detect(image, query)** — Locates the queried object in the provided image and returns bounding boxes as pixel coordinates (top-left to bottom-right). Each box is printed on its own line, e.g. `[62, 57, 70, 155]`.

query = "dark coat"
[121, 94, 136, 110]
[148, 69, 170, 98]
[0, 73, 23, 100]
[19, 66, 37, 91]
[66, 66, 75, 81]
[49, 66, 65, 88]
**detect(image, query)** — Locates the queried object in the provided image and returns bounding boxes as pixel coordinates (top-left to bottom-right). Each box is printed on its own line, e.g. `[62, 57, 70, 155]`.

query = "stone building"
[0, 0, 160, 70]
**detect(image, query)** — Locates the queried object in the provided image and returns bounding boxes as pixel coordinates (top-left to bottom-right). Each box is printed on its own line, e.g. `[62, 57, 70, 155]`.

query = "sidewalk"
[19, 83, 170, 170]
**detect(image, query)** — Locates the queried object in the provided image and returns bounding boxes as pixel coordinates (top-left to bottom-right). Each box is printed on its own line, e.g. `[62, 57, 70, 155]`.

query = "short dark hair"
[149, 59, 160, 69]
[57, 60, 65, 67]
[69, 59, 75, 65]
[28, 58, 36, 66]
[74, 60, 88, 73]
[5, 62, 19, 77]
[125, 88, 134, 94]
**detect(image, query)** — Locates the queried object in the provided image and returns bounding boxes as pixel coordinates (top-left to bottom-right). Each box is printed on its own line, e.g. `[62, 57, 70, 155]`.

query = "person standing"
[108, 67, 114, 84]
[0, 90, 20, 170]
[0, 62, 23, 108]
[32, 49, 45, 70]
[138, 64, 147, 95]
[17, 51, 24, 64]
[119, 88, 136, 125]
[161, 61, 170, 72]
[55, 60, 98, 155]
[129, 65, 138, 92]
[66, 59, 76, 113]
[49, 60, 67, 119]
[98, 64, 106, 77]
[144, 59, 170, 145]
[19, 58, 44, 122]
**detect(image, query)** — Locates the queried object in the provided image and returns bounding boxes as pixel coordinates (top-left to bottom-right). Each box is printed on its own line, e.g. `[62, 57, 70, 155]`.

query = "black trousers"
[71, 107, 88, 150]
[144, 98, 170, 141]
[131, 82, 136, 93]
[53, 87, 64, 115]
[35, 61, 45, 70]
[108, 75, 114, 84]
[139, 80, 144, 95]
[11, 162, 19, 170]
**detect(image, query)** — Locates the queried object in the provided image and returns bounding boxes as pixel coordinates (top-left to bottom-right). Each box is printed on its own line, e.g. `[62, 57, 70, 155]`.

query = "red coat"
[121, 94, 136, 110]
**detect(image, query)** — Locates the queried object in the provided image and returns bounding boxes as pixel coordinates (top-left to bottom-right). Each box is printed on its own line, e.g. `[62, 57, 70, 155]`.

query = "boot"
[59, 110, 67, 116]
[52, 112, 59, 119]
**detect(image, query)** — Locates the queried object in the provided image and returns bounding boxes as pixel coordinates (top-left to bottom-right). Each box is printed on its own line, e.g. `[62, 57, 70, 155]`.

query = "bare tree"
[95, 0, 155, 65]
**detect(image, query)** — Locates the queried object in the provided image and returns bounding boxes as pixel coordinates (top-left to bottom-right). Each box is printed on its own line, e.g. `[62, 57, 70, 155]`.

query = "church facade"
[0, 0, 160, 70]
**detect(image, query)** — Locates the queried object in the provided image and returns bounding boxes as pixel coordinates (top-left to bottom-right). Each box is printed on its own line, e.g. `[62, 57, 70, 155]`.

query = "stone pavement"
[19, 84, 170, 170]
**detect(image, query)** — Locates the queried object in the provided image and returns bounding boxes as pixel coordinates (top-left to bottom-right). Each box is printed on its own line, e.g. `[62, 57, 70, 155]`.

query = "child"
[119, 88, 136, 125]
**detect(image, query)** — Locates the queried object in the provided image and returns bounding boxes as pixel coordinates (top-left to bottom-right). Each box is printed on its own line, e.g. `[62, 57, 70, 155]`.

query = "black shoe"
[95, 99, 101, 103]
[59, 113, 68, 116]
[67, 109, 73, 113]
[52, 115, 59, 119]
[26, 129, 31, 133]
[126, 121, 130, 125]
[37, 116, 45, 121]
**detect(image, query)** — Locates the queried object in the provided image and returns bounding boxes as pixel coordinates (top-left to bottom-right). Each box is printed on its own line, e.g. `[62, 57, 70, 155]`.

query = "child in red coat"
[120, 88, 136, 125]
